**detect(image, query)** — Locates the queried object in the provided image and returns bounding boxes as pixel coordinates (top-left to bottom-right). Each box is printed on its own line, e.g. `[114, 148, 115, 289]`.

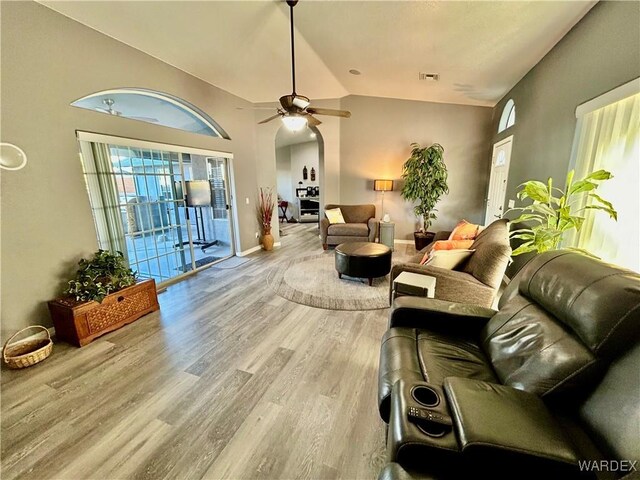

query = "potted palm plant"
[48, 250, 159, 346]
[508, 169, 617, 256]
[401, 143, 449, 250]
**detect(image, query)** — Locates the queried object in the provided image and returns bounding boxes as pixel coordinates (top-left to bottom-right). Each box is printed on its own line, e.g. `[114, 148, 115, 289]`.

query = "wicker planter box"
[48, 279, 159, 347]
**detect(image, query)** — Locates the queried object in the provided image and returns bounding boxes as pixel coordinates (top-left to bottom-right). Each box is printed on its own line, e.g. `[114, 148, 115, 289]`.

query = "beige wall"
[339, 95, 493, 239]
[0, 2, 262, 339]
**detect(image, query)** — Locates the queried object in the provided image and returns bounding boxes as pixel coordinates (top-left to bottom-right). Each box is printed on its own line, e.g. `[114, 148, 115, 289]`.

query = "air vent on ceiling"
[419, 73, 440, 81]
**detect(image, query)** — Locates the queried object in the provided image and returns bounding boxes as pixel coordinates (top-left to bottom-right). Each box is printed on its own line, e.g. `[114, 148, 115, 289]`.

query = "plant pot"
[262, 232, 275, 251]
[414, 231, 436, 251]
[47, 279, 159, 347]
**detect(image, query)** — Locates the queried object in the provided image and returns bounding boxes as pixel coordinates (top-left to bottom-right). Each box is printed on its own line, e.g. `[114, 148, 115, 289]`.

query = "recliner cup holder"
[411, 385, 440, 407]
[416, 422, 448, 438]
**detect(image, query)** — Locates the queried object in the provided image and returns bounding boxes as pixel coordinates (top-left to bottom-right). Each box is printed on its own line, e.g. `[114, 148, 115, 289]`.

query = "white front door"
[484, 136, 513, 225]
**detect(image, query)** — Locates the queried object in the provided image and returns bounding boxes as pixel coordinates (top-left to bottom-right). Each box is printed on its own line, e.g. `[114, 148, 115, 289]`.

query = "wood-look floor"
[1, 223, 410, 480]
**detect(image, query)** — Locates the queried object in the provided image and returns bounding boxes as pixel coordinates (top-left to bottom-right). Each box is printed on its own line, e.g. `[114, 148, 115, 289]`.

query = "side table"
[379, 221, 395, 251]
[392, 271, 436, 300]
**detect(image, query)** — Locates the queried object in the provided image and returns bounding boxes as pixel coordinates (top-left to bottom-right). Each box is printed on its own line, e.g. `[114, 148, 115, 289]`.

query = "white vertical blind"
[573, 92, 640, 272]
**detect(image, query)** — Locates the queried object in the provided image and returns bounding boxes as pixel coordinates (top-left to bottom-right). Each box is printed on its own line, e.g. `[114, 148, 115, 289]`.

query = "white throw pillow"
[325, 208, 346, 224]
[425, 249, 475, 270]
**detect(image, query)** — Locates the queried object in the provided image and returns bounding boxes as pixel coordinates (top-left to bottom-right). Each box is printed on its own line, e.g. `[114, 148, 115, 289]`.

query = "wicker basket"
[3, 326, 53, 369]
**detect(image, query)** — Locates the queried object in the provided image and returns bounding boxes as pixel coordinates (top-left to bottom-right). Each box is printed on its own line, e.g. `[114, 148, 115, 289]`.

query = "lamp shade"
[374, 179, 393, 192]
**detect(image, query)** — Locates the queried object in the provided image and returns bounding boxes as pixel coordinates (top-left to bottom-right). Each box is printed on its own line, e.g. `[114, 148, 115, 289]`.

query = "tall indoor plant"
[258, 187, 276, 251]
[401, 143, 449, 249]
[508, 169, 617, 256]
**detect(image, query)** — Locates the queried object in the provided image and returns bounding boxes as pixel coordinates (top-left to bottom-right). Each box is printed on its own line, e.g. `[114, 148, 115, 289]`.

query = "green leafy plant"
[401, 143, 449, 231]
[508, 169, 617, 256]
[65, 250, 137, 303]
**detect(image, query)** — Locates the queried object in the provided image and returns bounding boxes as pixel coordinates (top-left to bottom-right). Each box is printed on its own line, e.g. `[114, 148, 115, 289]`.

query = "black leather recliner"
[377, 250, 640, 479]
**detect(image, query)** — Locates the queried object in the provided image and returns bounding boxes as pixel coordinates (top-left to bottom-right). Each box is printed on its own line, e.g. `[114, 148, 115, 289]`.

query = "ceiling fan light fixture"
[282, 113, 308, 132]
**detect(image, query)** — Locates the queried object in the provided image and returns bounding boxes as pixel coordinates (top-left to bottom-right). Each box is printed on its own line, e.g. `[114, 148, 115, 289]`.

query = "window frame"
[71, 88, 230, 139]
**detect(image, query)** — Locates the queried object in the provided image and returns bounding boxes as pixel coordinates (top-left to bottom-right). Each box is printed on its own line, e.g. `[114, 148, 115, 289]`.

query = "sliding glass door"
[79, 137, 234, 285]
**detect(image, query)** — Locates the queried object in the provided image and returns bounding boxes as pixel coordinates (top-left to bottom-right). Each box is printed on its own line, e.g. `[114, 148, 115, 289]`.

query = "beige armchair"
[321, 204, 378, 249]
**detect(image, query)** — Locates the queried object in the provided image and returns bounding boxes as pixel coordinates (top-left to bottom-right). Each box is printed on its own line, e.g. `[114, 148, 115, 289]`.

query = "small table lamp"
[374, 179, 394, 220]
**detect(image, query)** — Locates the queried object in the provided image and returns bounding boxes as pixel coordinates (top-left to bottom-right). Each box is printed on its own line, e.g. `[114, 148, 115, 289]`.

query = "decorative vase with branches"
[258, 187, 276, 251]
[401, 143, 449, 232]
[508, 169, 617, 256]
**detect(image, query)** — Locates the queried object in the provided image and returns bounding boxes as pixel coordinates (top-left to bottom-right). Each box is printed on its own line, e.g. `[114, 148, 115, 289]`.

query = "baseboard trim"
[274, 242, 282, 247]
[237, 245, 261, 257]
[503, 274, 511, 285]
[394, 239, 414, 245]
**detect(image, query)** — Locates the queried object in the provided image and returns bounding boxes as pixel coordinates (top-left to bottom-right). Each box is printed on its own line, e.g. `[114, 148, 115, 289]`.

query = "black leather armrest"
[444, 377, 580, 475]
[378, 463, 440, 480]
[389, 297, 496, 333]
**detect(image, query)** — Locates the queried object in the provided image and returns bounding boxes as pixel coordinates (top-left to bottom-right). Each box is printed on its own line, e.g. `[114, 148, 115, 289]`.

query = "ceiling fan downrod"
[287, 0, 298, 95]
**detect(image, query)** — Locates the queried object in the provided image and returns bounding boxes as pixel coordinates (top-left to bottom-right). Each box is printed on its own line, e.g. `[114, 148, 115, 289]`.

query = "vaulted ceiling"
[40, 0, 596, 107]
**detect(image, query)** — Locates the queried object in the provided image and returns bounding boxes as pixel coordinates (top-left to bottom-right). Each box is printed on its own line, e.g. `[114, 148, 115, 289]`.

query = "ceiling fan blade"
[307, 107, 351, 118]
[128, 116, 159, 123]
[306, 114, 322, 127]
[258, 113, 282, 124]
[94, 106, 124, 116]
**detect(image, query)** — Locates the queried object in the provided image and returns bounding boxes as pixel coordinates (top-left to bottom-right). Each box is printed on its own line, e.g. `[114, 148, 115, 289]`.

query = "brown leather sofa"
[378, 250, 640, 479]
[390, 219, 511, 308]
[320, 204, 378, 249]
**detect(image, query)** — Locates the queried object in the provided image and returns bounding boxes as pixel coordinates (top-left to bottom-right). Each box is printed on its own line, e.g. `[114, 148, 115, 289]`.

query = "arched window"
[498, 99, 516, 133]
[71, 88, 230, 139]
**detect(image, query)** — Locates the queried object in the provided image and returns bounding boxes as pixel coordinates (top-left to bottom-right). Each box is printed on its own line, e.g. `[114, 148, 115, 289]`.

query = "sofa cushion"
[578, 343, 640, 464]
[462, 219, 511, 289]
[417, 331, 498, 385]
[433, 240, 475, 251]
[378, 327, 497, 422]
[327, 223, 369, 237]
[480, 294, 600, 400]
[325, 207, 345, 224]
[419, 240, 475, 265]
[448, 220, 482, 241]
[515, 250, 640, 359]
[423, 249, 475, 269]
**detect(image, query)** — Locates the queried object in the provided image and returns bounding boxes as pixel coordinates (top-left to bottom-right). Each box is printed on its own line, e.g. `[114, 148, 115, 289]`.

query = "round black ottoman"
[335, 242, 392, 286]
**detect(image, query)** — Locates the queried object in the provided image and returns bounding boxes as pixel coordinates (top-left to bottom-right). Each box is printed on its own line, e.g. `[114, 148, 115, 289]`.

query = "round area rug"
[267, 253, 391, 310]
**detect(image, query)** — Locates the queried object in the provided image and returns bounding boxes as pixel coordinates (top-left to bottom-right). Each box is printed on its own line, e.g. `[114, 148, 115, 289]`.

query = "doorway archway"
[274, 125, 325, 228]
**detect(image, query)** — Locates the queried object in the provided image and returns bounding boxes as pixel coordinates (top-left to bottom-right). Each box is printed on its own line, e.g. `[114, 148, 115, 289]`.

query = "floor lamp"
[374, 179, 393, 221]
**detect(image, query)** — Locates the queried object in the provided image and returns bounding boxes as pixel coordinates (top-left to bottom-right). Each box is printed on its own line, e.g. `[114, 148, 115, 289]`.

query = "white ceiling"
[40, 0, 596, 107]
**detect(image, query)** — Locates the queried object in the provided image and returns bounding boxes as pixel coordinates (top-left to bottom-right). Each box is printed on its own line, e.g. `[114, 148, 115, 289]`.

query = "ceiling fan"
[258, 0, 351, 130]
[95, 98, 159, 123]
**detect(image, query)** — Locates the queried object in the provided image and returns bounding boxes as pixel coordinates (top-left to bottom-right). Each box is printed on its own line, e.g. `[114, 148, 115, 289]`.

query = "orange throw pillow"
[433, 239, 475, 251]
[449, 220, 481, 241]
[420, 240, 474, 265]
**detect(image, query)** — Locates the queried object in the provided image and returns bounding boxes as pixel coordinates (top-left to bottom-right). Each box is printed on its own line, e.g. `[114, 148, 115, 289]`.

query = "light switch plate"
[508, 199, 515, 209]
[245, 197, 250, 205]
